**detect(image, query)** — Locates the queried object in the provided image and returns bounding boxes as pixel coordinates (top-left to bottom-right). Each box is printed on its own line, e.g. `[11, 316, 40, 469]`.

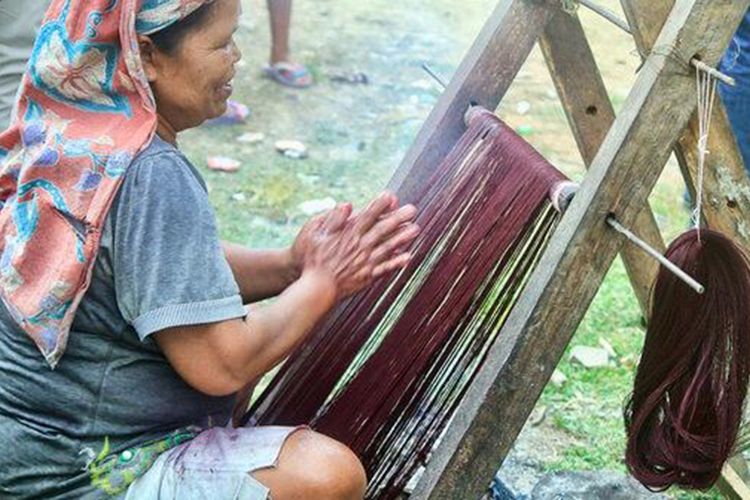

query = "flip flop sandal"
[262, 61, 313, 88]
[204, 100, 250, 126]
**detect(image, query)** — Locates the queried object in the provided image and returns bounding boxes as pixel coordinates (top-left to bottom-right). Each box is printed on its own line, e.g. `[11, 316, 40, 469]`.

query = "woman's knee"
[278, 429, 367, 499]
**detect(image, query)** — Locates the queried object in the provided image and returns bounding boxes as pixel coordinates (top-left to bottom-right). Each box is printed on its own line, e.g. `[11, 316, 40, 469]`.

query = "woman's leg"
[266, 0, 292, 65]
[252, 429, 367, 500]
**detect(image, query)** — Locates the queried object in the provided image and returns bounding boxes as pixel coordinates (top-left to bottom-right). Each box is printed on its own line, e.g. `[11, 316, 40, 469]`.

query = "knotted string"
[692, 63, 718, 242]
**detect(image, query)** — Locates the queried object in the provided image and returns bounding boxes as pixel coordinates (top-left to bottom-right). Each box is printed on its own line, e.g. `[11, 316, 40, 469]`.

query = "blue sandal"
[262, 61, 313, 88]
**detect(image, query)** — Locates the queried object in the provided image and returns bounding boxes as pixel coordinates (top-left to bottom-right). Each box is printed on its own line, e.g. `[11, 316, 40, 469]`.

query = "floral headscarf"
[0, 0, 213, 367]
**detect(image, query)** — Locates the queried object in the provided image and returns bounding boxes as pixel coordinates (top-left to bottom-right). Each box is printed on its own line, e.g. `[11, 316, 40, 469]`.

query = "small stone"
[275, 139, 307, 159]
[231, 193, 246, 202]
[531, 471, 668, 499]
[516, 100, 531, 115]
[237, 132, 265, 144]
[299, 197, 336, 216]
[619, 353, 639, 369]
[206, 156, 240, 172]
[529, 405, 547, 427]
[570, 346, 610, 368]
[550, 369, 567, 386]
[284, 149, 307, 159]
[598, 338, 617, 359]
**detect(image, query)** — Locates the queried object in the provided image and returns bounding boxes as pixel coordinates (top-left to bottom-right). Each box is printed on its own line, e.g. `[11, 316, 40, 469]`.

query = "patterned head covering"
[0, 0, 213, 367]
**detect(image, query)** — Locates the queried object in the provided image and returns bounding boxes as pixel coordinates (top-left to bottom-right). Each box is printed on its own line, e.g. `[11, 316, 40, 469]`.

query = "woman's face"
[144, 0, 242, 132]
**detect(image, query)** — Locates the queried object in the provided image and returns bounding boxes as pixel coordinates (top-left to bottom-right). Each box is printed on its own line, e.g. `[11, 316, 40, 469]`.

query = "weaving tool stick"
[390, 0, 750, 497]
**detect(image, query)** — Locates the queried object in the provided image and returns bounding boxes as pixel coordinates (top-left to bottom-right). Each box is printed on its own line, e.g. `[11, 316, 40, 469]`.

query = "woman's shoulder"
[131, 135, 187, 169]
[125, 135, 207, 191]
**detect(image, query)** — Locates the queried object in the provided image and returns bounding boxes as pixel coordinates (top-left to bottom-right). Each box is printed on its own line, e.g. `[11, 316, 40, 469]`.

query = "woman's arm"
[155, 193, 419, 396]
[222, 243, 299, 303]
[155, 268, 336, 396]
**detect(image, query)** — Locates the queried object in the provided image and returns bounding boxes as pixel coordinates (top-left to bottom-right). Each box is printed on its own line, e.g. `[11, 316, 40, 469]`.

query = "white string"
[692, 63, 719, 242]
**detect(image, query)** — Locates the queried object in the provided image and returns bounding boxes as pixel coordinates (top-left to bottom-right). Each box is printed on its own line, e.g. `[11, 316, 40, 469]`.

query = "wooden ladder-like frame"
[384, 0, 750, 497]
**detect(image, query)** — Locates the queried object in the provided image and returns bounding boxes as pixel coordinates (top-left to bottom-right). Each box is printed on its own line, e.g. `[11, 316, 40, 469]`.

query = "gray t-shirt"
[0, 136, 247, 498]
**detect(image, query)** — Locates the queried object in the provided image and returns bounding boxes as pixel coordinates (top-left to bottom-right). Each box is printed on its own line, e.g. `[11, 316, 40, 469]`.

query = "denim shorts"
[124, 425, 301, 500]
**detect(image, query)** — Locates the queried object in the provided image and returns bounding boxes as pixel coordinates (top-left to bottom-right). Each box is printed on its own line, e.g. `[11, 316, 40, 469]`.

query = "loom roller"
[424, 62, 706, 294]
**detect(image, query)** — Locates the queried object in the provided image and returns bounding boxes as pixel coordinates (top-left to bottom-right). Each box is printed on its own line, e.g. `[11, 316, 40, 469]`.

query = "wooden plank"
[412, 1, 750, 497]
[386, 0, 556, 204]
[676, 110, 750, 244]
[539, 9, 663, 316]
[622, 0, 750, 248]
[717, 458, 750, 500]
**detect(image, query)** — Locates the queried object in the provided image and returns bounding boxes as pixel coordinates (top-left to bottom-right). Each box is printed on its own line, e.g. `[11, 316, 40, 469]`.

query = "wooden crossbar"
[383, 0, 750, 497]
[538, 7, 663, 315]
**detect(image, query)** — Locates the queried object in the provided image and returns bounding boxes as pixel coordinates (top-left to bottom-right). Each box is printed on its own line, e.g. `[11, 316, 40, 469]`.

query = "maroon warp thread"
[625, 229, 750, 491]
[246, 108, 568, 497]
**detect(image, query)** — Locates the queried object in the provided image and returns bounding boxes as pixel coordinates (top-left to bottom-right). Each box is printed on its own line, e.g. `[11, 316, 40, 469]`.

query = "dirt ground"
[181, 0, 701, 497]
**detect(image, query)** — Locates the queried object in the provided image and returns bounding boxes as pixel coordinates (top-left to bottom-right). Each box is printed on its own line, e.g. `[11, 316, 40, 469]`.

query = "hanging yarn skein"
[625, 65, 750, 491]
[625, 229, 750, 490]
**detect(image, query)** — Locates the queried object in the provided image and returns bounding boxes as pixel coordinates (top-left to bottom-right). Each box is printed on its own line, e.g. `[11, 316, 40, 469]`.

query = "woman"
[0, 0, 418, 498]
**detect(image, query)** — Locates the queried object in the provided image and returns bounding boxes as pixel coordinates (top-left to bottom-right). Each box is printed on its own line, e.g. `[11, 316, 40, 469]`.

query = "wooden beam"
[622, 0, 750, 248]
[717, 457, 750, 500]
[539, 8, 663, 316]
[412, 1, 750, 497]
[386, 0, 556, 204]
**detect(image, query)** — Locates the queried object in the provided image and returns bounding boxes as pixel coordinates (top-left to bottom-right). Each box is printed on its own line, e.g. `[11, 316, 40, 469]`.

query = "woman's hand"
[292, 192, 419, 300]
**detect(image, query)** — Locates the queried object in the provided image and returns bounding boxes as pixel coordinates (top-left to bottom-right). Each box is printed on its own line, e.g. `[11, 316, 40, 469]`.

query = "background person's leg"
[264, 0, 312, 88]
[0, 0, 48, 129]
[267, 0, 292, 65]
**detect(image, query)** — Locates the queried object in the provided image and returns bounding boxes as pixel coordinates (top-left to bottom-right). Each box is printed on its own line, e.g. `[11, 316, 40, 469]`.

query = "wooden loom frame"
[380, 0, 750, 497]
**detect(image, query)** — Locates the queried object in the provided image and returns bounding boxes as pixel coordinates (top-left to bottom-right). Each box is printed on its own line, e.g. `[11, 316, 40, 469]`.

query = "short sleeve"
[111, 148, 246, 340]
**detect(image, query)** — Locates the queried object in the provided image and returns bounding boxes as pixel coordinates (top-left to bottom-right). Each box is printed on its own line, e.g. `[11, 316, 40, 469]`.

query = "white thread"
[693, 62, 719, 242]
